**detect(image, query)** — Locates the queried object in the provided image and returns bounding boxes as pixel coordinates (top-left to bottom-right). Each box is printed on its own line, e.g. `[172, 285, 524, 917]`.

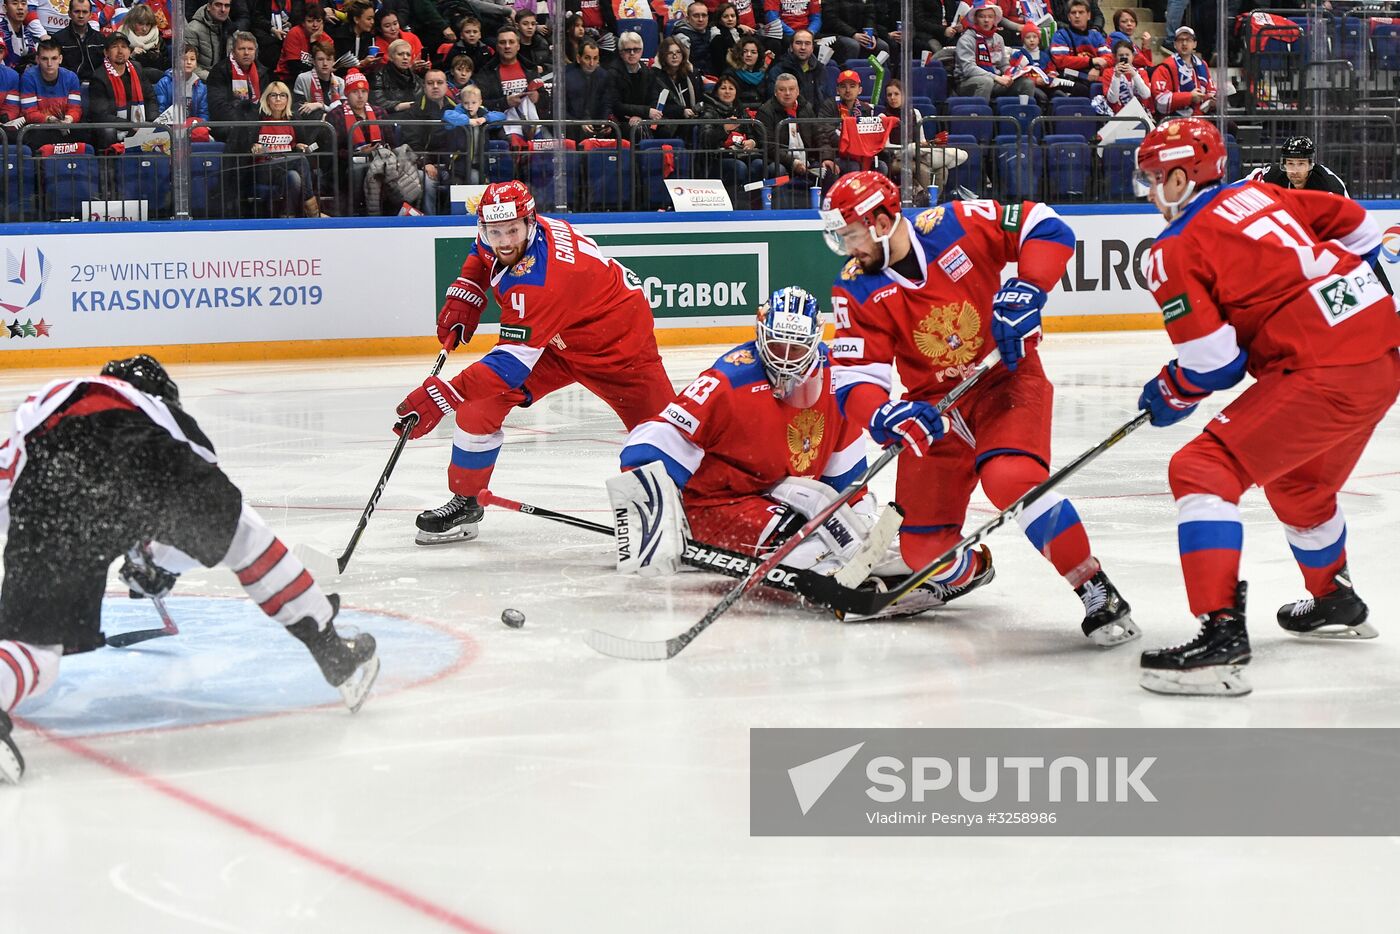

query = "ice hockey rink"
[4, 332, 1400, 933]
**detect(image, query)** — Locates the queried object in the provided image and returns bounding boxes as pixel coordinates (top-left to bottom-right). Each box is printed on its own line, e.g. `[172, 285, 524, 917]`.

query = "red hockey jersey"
[620, 342, 867, 504]
[449, 215, 661, 401]
[1146, 180, 1400, 382]
[829, 200, 1075, 422]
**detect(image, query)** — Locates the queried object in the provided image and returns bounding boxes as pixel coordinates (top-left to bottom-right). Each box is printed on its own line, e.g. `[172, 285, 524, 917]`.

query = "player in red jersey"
[610, 287, 908, 594]
[396, 180, 675, 545]
[819, 171, 1138, 644]
[1132, 118, 1400, 696]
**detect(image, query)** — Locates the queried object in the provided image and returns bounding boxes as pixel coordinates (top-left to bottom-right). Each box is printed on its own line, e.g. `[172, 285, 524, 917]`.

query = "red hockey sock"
[1169, 436, 1252, 616]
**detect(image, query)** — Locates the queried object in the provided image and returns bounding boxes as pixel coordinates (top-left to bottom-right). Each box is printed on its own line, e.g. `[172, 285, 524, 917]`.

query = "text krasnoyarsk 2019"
[750, 729, 1400, 836]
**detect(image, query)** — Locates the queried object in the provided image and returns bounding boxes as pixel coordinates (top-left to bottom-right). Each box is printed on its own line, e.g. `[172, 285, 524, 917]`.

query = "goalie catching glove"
[395, 375, 464, 439]
[437, 276, 489, 351]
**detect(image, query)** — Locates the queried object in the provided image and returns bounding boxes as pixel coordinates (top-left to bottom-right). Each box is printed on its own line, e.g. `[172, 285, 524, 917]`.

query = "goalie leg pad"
[768, 478, 878, 575]
[607, 462, 691, 576]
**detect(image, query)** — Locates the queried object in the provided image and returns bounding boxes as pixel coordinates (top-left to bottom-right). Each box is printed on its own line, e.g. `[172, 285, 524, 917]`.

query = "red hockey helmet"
[819, 171, 902, 259]
[1135, 118, 1227, 217]
[476, 180, 537, 256]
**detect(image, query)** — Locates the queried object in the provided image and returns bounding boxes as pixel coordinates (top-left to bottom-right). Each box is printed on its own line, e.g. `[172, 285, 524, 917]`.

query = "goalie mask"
[756, 286, 823, 404]
[100, 354, 181, 408]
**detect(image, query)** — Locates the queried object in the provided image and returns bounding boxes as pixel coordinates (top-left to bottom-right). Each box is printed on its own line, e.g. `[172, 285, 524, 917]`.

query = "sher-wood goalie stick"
[336, 347, 449, 572]
[582, 349, 1001, 661]
[477, 488, 862, 597]
[798, 410, 1152, 617]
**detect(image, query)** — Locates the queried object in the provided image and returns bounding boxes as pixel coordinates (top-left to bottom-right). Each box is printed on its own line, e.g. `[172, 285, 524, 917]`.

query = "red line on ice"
[20, 723, 501, 934]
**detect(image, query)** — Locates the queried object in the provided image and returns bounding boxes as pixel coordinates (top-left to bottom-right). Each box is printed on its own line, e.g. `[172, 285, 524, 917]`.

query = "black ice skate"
[1076, 566, 1140, 647]
[1140, 582, 1252, 697]
[415, 494, 484, 545]
[0, 709, 24, 785]
[1276, 567, 1376, 640]
[287, 595, 380, 713]
[840, 545, 996, 622]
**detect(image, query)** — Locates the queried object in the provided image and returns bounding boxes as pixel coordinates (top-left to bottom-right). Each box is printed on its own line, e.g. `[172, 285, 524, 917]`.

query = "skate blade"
[1140, 664, 1251, 697]
[338, 654, 381, 714]
[414, 525, 480, 546]
[1282, 620, 1378, 641]
[1088, 615, 1142, 647]
[0, 741, 24, 785]
[841, 593, 943, 623]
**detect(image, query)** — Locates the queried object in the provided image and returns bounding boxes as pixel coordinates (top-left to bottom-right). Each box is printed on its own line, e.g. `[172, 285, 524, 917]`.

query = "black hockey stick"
[583, 349, 1002, 661]
[337, 347, 449, 573]
[477, 489, 821, 595]
[798, 410, 1152, 617]
[107, 546, 181, 648]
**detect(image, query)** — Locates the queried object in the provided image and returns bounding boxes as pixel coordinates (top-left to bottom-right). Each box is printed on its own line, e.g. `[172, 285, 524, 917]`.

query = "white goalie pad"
[606, 462, 691, 576]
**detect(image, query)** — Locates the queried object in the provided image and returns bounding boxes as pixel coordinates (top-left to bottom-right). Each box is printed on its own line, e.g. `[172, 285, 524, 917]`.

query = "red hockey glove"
[1138, 361, 1209, 427]
[395, 376, 464, 439]
[437, 277, 488, 351]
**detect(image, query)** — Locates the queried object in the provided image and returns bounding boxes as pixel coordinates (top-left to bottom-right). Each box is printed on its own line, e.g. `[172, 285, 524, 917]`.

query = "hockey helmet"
[756, 286, 823, 400]
[476, 180, 537, 253]
[819, 171, 902, 263]
[100, 354, 180, 407]
[1279, 135, 1315, 162]
[1134, 117, 1227, 219]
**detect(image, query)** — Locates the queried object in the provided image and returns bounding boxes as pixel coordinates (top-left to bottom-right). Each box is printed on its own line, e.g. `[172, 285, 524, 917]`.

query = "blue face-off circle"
[20, 596, 468, 738]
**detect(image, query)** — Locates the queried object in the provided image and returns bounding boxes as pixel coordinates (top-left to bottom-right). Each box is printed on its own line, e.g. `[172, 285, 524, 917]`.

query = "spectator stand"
[182, 121, 339, 220]
[14, 122, 175, 221]
[626, 117, 767, 211]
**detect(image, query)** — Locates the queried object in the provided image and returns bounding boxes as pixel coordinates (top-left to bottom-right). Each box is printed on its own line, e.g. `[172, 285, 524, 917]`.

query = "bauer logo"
[750, 728, 1400, 835]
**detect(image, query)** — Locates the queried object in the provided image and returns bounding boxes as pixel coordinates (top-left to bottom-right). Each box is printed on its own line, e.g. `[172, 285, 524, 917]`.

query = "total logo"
[0, 247, 51, 315]
[1380, 224, 1400, 264]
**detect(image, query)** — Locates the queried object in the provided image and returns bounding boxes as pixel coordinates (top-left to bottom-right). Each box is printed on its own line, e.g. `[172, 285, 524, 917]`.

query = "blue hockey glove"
[868, 399, 946, 456]
[990, 277, 1047, 371]
[1138, 361, 1210, 427]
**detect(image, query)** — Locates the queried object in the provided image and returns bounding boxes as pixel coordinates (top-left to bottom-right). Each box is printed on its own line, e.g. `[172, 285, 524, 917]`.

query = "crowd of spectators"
[0, 0, 1374, 217]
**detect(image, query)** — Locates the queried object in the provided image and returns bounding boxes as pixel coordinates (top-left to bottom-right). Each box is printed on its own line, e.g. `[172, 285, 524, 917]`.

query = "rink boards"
[3, 204, 1399, 366]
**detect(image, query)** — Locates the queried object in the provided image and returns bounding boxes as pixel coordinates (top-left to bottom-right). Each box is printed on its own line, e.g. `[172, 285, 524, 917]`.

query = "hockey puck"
[501, 608, 526, 629]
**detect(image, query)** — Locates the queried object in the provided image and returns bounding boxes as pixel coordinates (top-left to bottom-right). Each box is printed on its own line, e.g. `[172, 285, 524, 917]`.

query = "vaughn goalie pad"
[606, 462, 691, 576]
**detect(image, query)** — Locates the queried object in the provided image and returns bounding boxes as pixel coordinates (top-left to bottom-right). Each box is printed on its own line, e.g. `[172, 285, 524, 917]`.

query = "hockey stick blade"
[337, 348, 449, 572]
[479, 489, 822, 597]
[106, 626, 176, 648]
[293, 543, 342, 583]
[583, 352, 1001, 660]
[799, 410, 1151, 616]
[110, 550, 181, 647]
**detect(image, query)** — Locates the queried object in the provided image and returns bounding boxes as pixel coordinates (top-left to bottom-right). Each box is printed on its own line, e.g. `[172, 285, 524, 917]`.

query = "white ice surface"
[4, 334, 1400, 933]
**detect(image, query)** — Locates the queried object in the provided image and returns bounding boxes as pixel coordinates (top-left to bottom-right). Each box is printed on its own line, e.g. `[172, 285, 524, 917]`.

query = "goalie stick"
[797, 410, 1152, 617]
[478, 488, 853, 597]
[337, 348, 449, 572]
[583, 349, 1002, 661]
[107, 545, 181, 648]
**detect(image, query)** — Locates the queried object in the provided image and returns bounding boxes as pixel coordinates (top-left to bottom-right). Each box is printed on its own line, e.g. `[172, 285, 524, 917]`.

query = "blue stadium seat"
[617, 18, 659, 58]
[948, 99, 994, 145]
[637, 138, 692, 209]
[2, 144, 37, 220]
[909, 95, 934, 111]
[485, 140, 514, 183]
[943, 133, 982, 197]
[843, 62, 876, 94]
[41, 144, 99, 219]
[527, 140, 579, 206]
[1043, 134, 1090, 199]
[190, 141, 225, 217]
[584, 143, 631, 211]
[1103, 139, 1140, 199]
[822, 62, 838, 98]
[994, 97, 1039, 138]
[1376, 23, 1400, 70]
[1223, 134, 1242, 182]
[116, 151, 172, 216]
[994, 133, 1041, 201]
[1047, 96, 1099, 143]
[1336, 16, 1365, 63]
[910, 63, 948, 105]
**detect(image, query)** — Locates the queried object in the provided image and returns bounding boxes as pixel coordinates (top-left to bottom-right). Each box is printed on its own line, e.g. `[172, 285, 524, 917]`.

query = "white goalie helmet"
[756, 286, 823, 400]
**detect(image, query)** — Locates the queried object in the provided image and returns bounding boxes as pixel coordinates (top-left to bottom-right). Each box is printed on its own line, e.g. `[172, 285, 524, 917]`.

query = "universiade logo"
[787, 743, 1157, 816]
[1381, 224, 1400, 264]
[0, 247, 50, 315]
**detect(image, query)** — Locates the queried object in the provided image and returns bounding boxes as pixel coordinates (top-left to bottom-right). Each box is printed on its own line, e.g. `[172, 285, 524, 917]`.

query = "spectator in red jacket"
[1101, 39, 1151, 114]
[276, 3, 329, 82]
[1150, 25, 1215, 118]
